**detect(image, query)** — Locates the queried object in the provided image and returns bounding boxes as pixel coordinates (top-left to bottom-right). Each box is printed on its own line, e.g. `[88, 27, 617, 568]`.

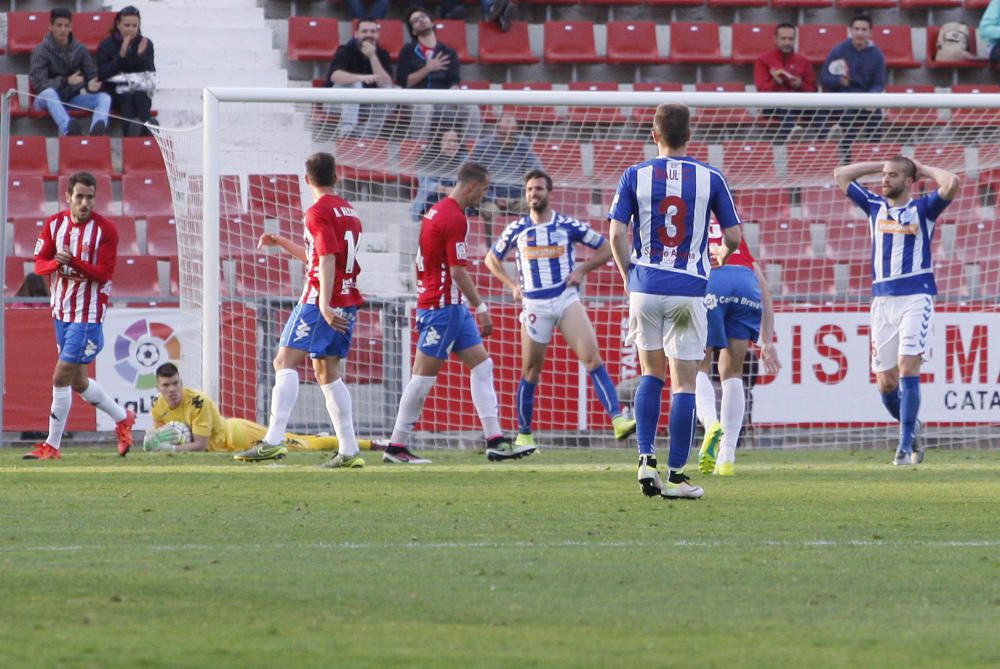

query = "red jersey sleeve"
[444, 208, 469, 268]
[33, 216, 59, 276]
[308, 207, 343, 257]
[69, 218, 118, 283]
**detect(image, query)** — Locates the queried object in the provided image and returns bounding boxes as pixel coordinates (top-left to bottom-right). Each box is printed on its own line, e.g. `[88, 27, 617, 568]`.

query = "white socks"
[695, 371, 718, 428]
[469, 359, 502, 439]
[320, 378, 359, 456]
[81, 378, 127, 423]
[264, 368, 299, 445]
[390, 374, 437, 444]
[45, 385, 73, 449]
[719, 378, 745, 465]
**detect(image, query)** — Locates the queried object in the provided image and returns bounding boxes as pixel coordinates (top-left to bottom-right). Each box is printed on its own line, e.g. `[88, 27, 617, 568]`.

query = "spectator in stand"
[484, 0, 516, 32]
[397, 8, 480, 140]
[325, 17, 393, 138]
[979, 0, 1000, 64]
[820, 15, 886, 146]
[97, 6, 157, 137]
[410, 127, 468, 221]
[754, 23, 818, 142]
[470, 114, 542, 225]
[29, 8, 112, 136]
[346, 0, 390, 20]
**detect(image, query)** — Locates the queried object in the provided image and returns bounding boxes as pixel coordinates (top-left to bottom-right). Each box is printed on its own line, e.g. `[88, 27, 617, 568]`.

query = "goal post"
[150, 87, 1000, 451]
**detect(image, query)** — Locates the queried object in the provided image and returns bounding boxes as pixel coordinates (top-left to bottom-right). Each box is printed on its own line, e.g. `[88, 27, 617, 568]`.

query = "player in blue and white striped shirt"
[834, 156, 959, 466]
[609, 103, 742, 500]
[485, 170, 637, 450]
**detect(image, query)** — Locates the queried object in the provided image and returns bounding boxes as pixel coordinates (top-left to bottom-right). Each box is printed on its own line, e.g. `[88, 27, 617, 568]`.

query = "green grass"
[2, 447, 999, 668]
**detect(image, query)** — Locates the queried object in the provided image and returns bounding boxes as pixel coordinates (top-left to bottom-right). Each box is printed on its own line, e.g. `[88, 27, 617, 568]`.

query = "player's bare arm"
[566, 239, 612, 287]
[914, 160, 960, 201]
[608, 219, 631, 292]
[483, 251, 522, 301]
[258, 233, 308, 263]
[318, 254, 349, 332]
[451, 265, 493, 337]
[833, 161, 883, 193]
[718, 225, 742, 266]
[753, 261, 782, 375]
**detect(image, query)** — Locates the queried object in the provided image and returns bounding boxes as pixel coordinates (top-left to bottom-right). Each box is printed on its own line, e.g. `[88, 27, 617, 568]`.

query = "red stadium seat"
[106, 216, 140, 255]
[4, 261, 34, 296]
[801, 185, 857, 220]
[581, 0, 642, 4]
[825, 220, 870, 260]
[901, 0, 960, 6]
[606, 22, 663, 64]
[57, 174, 114, 207]
[733, 189, 791, 224]
[351, 18, 405, 61]
[708, 0, 767, 6]
[771, 0, 833, 7]
[955, 221, 1000, 258]
[220, 213, 268, 256]
[7, 177, 49, 219]
[927, 27, 982, 68]
[950, 84, 1000, 127]
[335, 138, 394, 182]
[785, 142, 842, 180]
[911, 144, 967, 175]
[974, 260, 1000, 299]
[10, 217, 47, 257]
[778, 259, 836, 297]
[231, 255, 295, 298]
[121, 173, 175, 218]
[646, 0, 703, 5]
[568, 82, 624, 124]
[433, 20, 474, 64]
[122, 137, 167, 175]
[591, 140, 647, 186]
[479, 21, 538, 64]
[533, 141, 586, 183]
[849, 142, 904, 164]
[8, 136, 51, 178]
[115, 256, 164, 297]
[287, 17, 339, 61]
[798, 24, 846, 64]
[759, 220, 814, 259]
[73, 12, 116, 53]
[692, 82, 752, 126]
[844, 260, 871, 296]
[667, 23, 728, 65]
[874, 25, 919, 68]
[549, 189, 592, 221]
[883, 85, 945, 128]
[583, 262, 625, 297]
[145, 216, 178, 258]
[966, 0, 991, 7]
[721, 142, 777, 187]
[544, 21, 601, 64]
[58, 136, 113, 177]
[686, 142, 711, 164]
[731, 24, 776, 65]
[933, 261, 970, 299]
[0, 75, 28, 117]
[6, 12, 49, 56]
[835, 0, 896, 6]
[247, 174, 301, 222]
[501, 82, 556, 124]
[345, 309, 385, 385]
[631, 82, 684, 125]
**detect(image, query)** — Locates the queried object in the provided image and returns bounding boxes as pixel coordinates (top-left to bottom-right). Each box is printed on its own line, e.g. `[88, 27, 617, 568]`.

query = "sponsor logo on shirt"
[877, 219, 917, 235]
[523, 245, 566, 260]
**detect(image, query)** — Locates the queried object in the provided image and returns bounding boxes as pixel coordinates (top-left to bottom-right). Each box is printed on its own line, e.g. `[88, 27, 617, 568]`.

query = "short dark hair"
[457, 161, 489, 185]
[156, 362, 180, 379]
[850, 15, 872, 29]
[406, 7, 430, 39]
[888, 155, 917, 180]
[67, 172, 98, 195]
[112, 6, 141, 35]
[305, 152, 337, 188]
[50, 8, 72, 23]
[775, 23, 797, 34]
[524, 169, 553, 192]
[653, 103, 691, 149]
[356, 16, 379, 30]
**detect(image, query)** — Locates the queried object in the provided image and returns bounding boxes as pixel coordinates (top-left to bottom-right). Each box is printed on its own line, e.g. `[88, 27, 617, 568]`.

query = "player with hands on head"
[833, 156, 959, 466]
[484, 170, 636, 450]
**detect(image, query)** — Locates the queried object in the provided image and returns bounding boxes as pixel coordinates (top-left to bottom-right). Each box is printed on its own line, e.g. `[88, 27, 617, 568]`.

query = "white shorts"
[520, 288, 580, 344]
[870, 294, 934, 373]
[626, 292, 707, 360]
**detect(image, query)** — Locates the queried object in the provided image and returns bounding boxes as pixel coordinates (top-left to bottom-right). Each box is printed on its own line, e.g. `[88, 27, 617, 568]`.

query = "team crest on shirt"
[455, 242, 467, 260]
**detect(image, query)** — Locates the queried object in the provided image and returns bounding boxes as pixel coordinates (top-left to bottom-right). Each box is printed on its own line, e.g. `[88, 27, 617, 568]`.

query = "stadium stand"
[108, 216, 141, 256]
[122, 137, 168, 175]
[568, 82, 625, 124]
[10, 218, 47, 258]
[798, 24, 846, 64]
[605, 22, 662, 65]
[114, 255, 164, 297]
[6, 177, 49, 219]
[287, 16, 340, 61]
[58, 136, 114, 178]
[145, 216, 179, 258]
[122, 174, 175, 218]
[478, 21, 538, 64]
[543, 21, 601, 65]
[875, 25, 920, 69]
[730, 24, 776, 65]
[926, 26, 982, 69]
[433, 20, 475, 64]
[72, 12, 116, 53]
[8, 136, 51, 178]
[352, 18, 406, 60]
[6, 12, 49, 56]
[667, 23, 728, 65]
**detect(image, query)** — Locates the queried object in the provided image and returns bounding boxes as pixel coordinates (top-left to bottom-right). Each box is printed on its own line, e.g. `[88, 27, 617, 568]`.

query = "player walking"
[484, 169, 636, 449]
[384, 162, 528, 463]
[233, 152, 365, 468]
[609, 104, 742, 499]
[834, 156, 958, 465]
[26, 172, 135, 459]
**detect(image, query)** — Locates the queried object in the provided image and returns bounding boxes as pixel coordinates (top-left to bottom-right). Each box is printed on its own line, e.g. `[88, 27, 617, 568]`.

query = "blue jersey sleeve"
[711, 172, 741, 229]
[565, 217, 605, 250]
[846, 181, 876, 214]
[920, 190, 951, 221]
[609, 168, 636, 224]
[490, 219, 520, 259]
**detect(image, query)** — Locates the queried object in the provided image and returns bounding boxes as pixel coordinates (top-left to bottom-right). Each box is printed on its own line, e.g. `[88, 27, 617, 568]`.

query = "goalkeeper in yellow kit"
[143, 363, 378, 459]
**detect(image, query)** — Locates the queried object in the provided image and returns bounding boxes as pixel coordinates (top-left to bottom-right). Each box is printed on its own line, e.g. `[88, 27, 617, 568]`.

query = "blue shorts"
[706, 266, 763, 348]
[54, 320, 105, 364]
[279, 303, 356, 359]
[416, 305, 482, 359]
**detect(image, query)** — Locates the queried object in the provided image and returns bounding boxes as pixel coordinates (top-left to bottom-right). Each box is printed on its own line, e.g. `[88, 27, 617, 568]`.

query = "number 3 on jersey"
[657, 195, 688, 247]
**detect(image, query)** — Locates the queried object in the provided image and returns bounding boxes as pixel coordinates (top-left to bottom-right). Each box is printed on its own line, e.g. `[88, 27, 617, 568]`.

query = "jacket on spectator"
[754, 49, 817, 93]
[325, 39, 392, 87]
[395, 41, 460, 89]
[29, 32, 98, 101]
[96, 32, 156, 92]
[979, 0, 1000, 49]
[820, 39, 886, 93]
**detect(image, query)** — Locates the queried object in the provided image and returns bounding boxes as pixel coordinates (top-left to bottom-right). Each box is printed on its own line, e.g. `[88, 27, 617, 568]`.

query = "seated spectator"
[397, 8, 480, 141]
[346, 0, 390, 20]
[980, 0, 1000, 64]
[97, 6, 157, 137]
[410, 127, 468, 221]
[754, 23, 818, 142]
[484, 0, 516, 33]
[470, 114, 542, 225]
[820, 15, 886, 146]
[12, 272, 50, 307]
[29, 8, 112, 136]
[325, 17, 394, 138]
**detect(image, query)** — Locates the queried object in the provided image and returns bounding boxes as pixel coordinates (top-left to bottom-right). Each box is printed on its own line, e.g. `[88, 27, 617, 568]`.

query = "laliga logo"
[113, 318, 182, 390]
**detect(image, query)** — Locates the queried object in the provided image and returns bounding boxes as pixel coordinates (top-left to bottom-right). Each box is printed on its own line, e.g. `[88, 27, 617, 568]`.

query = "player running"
[384, 162, 528, 464]
[834, 156, 958, 466]
[484, 169, 636, 449]
[232, 152, 365, 469]
[609, 103, 742, 499]
[25, 171, 135, 460]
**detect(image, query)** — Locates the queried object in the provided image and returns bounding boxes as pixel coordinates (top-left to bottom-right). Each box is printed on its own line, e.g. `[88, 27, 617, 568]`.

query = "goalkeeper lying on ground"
[143, 363, 382, 456]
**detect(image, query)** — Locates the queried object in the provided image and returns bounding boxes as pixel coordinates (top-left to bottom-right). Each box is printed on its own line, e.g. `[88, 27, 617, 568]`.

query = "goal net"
[152, 87, 1000, 452]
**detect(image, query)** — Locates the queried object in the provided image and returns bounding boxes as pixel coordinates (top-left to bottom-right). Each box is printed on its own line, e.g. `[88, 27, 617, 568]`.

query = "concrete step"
[155, 68, 288, 89]
[155, 48, 282, 71]
[142, 28, 275, 51]
[109, 6, 265, 29]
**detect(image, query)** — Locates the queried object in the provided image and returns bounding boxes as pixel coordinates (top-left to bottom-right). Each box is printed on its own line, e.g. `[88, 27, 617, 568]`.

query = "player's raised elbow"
[832, 166, 852, 192]
[940, 173, 960, 201]
[723, 224, 742, 250]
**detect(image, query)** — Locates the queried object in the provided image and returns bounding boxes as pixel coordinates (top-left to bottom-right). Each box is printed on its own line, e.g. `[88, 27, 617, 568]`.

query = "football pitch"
[2, 447, 998, 669]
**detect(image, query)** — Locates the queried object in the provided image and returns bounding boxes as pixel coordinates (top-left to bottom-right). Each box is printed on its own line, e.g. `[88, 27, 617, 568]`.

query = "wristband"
[475, 302, 488, 314]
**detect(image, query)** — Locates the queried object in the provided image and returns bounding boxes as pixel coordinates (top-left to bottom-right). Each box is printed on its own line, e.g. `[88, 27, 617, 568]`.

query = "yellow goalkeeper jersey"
[150, 388, 228, 452]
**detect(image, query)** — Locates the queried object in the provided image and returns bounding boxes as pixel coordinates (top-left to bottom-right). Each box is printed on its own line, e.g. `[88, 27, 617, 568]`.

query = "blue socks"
[589, 365, 621, 419]
[899, 376, 920, 453]
[668, 392, 697, 471]
[516, 378, 537, 434]
[634, 375, 664, 456]
[881, 388, 901, 421]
